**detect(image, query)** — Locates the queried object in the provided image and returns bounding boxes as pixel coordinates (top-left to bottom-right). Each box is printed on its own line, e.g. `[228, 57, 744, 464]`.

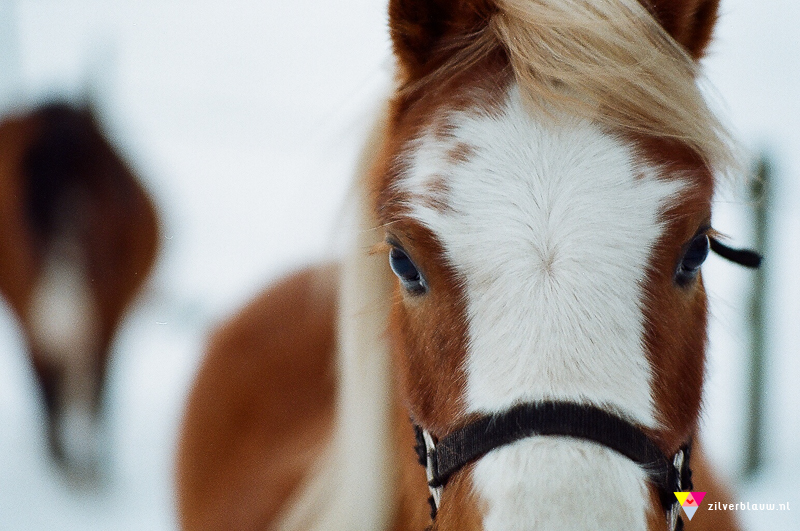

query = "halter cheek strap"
[710, 237, 762, 268]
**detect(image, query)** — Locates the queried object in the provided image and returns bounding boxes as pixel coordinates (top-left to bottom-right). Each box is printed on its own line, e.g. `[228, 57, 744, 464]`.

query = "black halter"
[410, 238, 760, 530]
[709, 237, 762, 269]
[413, 403, 692, 530]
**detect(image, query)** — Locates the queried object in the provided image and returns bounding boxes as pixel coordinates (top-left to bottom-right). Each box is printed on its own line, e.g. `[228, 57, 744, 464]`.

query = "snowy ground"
[0, 1, 797, 530]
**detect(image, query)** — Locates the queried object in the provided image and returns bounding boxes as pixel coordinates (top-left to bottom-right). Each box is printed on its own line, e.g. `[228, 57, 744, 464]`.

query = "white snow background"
[0, 0, 797, 529]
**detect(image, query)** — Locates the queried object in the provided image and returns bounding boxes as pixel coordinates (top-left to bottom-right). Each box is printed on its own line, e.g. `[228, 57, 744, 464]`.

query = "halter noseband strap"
[413, 402, 693, 530]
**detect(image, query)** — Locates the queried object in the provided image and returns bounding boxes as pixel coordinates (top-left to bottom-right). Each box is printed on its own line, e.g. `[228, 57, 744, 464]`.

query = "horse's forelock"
[393, 0, 739, 181]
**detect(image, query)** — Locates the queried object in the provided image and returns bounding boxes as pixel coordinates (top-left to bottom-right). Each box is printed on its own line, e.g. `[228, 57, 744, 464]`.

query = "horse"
[176, 0, 756, 529]
[0, 102, 159, 476]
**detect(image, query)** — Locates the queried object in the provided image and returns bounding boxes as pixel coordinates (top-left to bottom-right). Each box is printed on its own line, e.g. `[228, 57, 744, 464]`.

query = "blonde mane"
[406, 0, 740, 177]
[274, 110, 397, 531]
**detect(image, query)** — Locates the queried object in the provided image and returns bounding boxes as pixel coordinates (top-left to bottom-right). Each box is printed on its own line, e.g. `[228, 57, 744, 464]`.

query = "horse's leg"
[177, 264, 338, 531]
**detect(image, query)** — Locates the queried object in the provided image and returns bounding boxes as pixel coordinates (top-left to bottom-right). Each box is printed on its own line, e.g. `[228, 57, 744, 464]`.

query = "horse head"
[376, 0, 731, 527]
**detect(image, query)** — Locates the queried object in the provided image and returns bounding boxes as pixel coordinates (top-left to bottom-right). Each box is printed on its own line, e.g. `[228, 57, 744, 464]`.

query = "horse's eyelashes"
[676, 234, 710, 285]
[389, 247, 428, 295]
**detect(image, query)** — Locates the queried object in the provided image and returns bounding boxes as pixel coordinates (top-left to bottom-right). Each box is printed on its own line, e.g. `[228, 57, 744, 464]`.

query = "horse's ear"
[645, 0, 721, 59]
[388, 0, 490, 79]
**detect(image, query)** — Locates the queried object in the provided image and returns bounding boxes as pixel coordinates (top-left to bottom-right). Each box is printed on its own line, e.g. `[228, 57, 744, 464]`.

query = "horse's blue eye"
[389, 247, 427, 295]
[676, 234, 710, 285]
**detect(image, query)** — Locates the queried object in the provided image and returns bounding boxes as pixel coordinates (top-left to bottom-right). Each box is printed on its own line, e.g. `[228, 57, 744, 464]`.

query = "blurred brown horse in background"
[0, 102, 159, 476]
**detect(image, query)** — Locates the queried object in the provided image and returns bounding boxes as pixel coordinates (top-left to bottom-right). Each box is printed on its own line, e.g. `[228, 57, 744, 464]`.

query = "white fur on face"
[28, 242, 102, 470]
[399, 86, 686, 530]
[29, 249, 99, 363]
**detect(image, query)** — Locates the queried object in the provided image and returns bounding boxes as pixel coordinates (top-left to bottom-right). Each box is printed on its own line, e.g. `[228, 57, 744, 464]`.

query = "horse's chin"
[50, 400, 106, 485]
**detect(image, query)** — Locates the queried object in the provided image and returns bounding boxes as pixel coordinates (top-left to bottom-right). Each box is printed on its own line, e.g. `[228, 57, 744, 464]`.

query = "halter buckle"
[665, 446, 688, 531]
[421, 429, 443, 512]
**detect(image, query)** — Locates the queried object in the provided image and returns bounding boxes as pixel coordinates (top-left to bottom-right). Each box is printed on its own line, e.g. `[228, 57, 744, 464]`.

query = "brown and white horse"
[0, 102, 159, 475]
[177, 0, 747, 529]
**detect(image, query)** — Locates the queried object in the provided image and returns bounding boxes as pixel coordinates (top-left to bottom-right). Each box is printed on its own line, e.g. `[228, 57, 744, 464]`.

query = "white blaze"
[400, 86, 686, 530]
[28, 239, 102, 471]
